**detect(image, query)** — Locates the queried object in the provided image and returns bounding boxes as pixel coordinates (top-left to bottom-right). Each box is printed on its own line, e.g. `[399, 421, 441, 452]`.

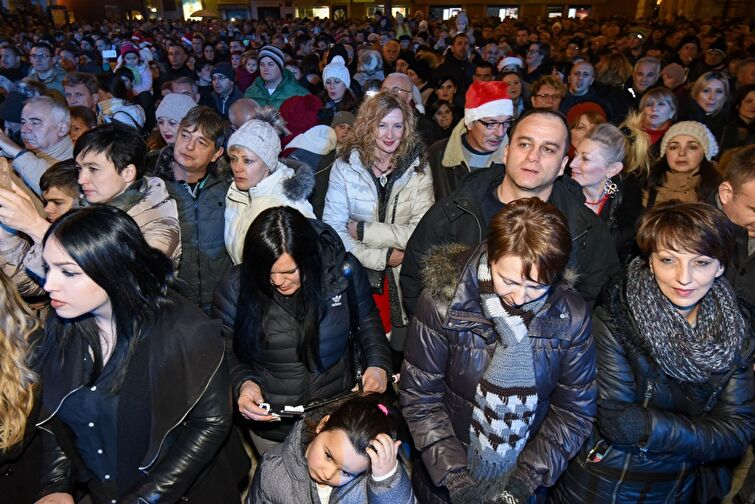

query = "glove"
[491, 476, 531, 504]
[597, 400, 649, 445]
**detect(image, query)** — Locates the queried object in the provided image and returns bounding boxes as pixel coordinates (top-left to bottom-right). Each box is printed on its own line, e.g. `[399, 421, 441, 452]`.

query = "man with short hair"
[161, 42, 197, 85]
[244, 44, 309, 109]
[628, 56, 661, 105]
[402, 108, 620, 316]
[559, 61, 612, 120]
[0, 45, 30, 82]
[63, 71, 99, 112]
[434, 33, 475, 93]
[147, 106, 232, 311]
[428, 80, 513, 201]
[203, 62, 242, 120]
[473, 61, 495, 82]
[171, 77, 201, 104]
[27, 42, 67, 94]
[717, 145, 755, 306]
[381, 72, 437, 146]
[0, 96, 73, 195]
[228, 98, 258, 132]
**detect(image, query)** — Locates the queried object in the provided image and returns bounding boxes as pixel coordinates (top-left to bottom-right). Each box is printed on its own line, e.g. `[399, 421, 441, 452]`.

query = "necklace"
[584, 192, 609, 215]
[374, 163, 392, 187]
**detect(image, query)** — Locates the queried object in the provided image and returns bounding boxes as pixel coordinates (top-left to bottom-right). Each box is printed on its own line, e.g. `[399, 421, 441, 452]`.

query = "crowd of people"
[0, 6, 753, 504]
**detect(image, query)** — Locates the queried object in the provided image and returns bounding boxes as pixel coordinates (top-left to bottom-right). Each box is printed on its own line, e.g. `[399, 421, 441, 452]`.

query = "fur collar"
[279, 157, 315, 201]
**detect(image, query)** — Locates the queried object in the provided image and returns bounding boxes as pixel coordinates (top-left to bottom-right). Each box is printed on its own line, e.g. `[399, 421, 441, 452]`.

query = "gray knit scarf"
[467, 252, 545, 495]
[625, 257, 746, 383]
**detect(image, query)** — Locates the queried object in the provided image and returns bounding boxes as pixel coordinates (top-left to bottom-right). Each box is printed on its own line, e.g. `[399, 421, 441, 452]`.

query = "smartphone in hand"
[0, 157, 12, 190]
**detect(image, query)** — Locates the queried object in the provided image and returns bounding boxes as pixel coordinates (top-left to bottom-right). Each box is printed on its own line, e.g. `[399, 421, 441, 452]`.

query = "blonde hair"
[0, 271, 39, 451]
[339, 91, 425, 172]
[590, 119, 653, 178]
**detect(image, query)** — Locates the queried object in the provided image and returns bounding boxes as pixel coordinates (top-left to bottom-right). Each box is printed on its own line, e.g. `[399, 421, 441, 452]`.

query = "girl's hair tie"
[377, 403, 389, 416]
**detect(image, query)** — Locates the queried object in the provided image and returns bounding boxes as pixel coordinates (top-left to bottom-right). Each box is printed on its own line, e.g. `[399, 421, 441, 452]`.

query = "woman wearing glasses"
[214, 206, 391, 455]
[323, 90, 433, 367]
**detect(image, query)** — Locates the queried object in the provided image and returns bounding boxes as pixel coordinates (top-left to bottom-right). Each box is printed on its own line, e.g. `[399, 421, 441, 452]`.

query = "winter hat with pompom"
[227, 107, 287, 171]
[322, 55, 351, 89]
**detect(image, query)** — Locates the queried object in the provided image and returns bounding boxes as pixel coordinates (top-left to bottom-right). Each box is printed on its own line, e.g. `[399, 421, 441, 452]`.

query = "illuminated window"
[183, 0, 202, 19]
[487, 6, 519, 19]
[295, 6, 330, 18]
[567, 6, 591, 18]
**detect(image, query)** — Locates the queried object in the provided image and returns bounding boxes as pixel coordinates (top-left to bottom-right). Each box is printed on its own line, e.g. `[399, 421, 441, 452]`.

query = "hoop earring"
[604, 177, 619, 197]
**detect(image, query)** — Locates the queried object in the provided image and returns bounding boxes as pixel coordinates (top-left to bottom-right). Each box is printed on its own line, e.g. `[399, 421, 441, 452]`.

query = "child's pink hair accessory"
[377, 404, 389, 416]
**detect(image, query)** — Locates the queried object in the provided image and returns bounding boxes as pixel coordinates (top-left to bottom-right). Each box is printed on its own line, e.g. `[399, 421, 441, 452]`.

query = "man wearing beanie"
[402, 107, 620, 317]
[201, 62, 243, 120]
[427, 80, 514, 201]
[244, 44, 309, 109]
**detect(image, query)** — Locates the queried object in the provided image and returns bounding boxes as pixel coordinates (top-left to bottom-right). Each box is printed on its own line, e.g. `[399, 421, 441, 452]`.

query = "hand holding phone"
[0, 158, 12, 191]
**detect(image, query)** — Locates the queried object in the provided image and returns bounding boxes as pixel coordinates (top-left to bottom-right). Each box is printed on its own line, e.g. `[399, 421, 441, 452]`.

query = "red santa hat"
[464, 81, 513, 128]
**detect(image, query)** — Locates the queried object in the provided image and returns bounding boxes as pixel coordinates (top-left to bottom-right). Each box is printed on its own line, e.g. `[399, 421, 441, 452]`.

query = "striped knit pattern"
[467, 253, 542, 490]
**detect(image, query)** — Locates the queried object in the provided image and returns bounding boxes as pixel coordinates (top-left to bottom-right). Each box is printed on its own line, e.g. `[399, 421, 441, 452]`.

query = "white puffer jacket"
[322, 146, 434, 325]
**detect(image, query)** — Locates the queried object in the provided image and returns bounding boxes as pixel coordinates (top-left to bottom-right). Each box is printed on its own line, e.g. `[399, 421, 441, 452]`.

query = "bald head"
[229, 98, 259, 131]
[381, 73, 414, 104]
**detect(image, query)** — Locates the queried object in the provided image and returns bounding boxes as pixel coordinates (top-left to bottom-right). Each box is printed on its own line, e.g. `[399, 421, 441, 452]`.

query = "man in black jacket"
[401, 108, 620, 316]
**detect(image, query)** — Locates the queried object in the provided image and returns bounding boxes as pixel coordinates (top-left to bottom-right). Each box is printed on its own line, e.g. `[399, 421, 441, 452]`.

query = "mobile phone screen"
[101, 49, 117, 59]
[0, 158, 12, 190]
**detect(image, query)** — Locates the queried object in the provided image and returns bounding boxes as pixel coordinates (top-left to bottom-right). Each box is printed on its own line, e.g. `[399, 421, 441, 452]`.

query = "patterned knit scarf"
[467, 252, 545, 494]
[625, 257, 746, 383]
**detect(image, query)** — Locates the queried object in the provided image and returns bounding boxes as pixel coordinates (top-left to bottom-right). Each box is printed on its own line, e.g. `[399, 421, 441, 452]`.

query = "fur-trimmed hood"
[277, 156, 315, 201]
[421, 242, 579, 308]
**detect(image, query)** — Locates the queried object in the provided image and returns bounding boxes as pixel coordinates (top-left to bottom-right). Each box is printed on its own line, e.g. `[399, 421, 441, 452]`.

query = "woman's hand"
[238, 380, 279, 422]
[361, 366, 388, 393]
[347, 218, 359, 240]
[387, 249, 404, 267]
[0, 183, 49, 242]
[367, 433, 401, 479]
[34, 493, 75, 504]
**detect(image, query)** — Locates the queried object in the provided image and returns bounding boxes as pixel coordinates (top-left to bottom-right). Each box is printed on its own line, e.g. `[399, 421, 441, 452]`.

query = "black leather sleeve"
[123, 360, 233, 503]
[37, 427, 76, 498]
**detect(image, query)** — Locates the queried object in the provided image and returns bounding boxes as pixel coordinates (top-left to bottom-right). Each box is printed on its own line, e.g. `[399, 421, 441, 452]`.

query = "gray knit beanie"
[227, 107, 284, 171]
[660, 120, 719, 160]
[155, 93, 196, 123]
[259, 45, 285, 73]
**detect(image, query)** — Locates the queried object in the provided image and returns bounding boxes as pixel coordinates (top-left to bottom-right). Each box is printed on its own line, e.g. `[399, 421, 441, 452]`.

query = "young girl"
[249, 395, 414, 503]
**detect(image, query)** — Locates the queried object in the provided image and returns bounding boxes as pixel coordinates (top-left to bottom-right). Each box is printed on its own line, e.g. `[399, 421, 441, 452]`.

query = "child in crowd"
[249, 395, 414, 504]
[39, 159, 80, 222]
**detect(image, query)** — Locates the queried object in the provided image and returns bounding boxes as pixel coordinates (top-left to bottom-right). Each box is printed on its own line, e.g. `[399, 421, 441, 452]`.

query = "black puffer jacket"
[212, 219, 392, 442]
[400, 244, 597, 503]
[401, 165, 621, 317]
[550, 274, 755, 504]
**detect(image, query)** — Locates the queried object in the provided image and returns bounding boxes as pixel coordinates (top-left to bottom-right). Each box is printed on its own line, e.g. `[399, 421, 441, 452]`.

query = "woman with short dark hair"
[34, 206, 248, 504]
[401, 198, 597, 504]
[551, 201, 755, 503]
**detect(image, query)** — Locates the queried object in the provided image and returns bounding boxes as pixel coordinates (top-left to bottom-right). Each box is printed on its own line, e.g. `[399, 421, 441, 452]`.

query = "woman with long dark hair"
[214, 206, 391, 455]
[34, 206, 248, 504]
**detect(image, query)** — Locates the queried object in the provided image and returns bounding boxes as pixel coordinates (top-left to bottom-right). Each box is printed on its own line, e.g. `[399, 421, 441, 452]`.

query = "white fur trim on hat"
[498, 56, 524, 72]
[464, 99, 514, 128]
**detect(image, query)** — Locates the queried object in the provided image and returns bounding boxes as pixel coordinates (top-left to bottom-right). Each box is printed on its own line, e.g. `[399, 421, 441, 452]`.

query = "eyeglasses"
[29, 53, 51, 60]
[477, 119, 513, 131]
[534, 93, 561, 101]
[386, 86, 411, 96]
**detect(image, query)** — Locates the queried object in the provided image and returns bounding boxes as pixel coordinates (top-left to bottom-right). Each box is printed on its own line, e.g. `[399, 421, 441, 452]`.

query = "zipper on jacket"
[194, 199, 203, 303]
[36, 385, 85, 432]
[610, 453, 632, 504]
[665, 461, 687, 504]
[139, 349, 225, 471]
[638, 379, 654, 459]
[456, 201, 483, 243]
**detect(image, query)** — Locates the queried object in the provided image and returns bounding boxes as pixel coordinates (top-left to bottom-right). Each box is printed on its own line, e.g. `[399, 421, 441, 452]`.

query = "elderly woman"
[322, 91, 434, 362]
[570, 122, 649, 262]
[400, 198, 597, 504]
[680, 71, 730, 149]
[644, 121, 721, 208]
[551, 201, 755, 503]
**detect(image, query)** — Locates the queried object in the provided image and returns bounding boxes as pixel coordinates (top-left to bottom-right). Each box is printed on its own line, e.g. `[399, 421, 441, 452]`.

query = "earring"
[604, 177, 618, 197]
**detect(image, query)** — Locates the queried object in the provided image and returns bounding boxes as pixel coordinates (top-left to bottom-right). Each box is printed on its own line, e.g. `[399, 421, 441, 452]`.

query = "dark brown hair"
[722, 144, 755, 193]
[178, 105, 225, 149]
[486, 197, 571, 285]
[636, 201, 735, 263]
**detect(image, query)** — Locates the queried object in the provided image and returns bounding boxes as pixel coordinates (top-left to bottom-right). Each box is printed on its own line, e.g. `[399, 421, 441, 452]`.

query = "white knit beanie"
[660, 120, 719, 160]
[323, 55, 351, 89]
[155, 93, 196, 123]
[228, 119, 281, 171]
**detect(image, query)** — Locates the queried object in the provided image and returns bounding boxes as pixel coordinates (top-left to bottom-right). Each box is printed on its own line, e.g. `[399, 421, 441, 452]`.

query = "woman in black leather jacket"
[400, 198, 597, 504]
[550, 201, 755, 504]
[212, 206, 391, 454]
[35, 206, 248, 504]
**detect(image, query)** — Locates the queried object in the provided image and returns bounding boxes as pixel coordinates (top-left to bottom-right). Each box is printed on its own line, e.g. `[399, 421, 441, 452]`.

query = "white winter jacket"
[322, 147, 434, 325]
[224, 157, 315, 264]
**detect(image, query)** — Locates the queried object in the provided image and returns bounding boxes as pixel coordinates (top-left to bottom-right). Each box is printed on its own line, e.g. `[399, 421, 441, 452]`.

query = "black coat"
[36, 293, 249, 503]
[727, 222, 755, 312]
[597, 173, 645, 265]
[400, 166, 621, 317]
[550, 274, 755, 503]
[400, 244, 597, 503]
[678, 97, 730, 151]
[212, 220, 392, 442]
